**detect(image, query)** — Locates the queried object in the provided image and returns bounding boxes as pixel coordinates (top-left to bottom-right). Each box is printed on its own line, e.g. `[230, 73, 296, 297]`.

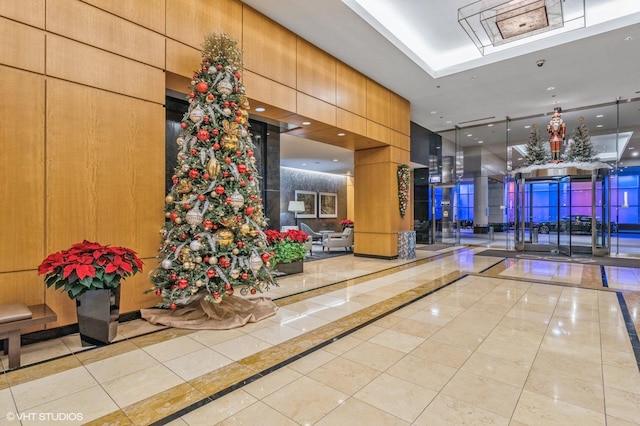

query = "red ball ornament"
[172, 176, 179, 184]
[235, 109, 243, 116]
[236, 216, 242, 222]
[247, 150, 254, 157]
[215, 186, 225, 195]
[213, 291, 220, 298]
[196, 81, 208, 93]
[224, 157, 231, 164]
[250, 288, 257, 295]
[155, 289, 162, 296]
[201, 66, 207, 72]
[206, 269, 215, 278]
[245, 207, 254, 215]
[171, 273, 177, 280]
[213, 143, 220, 150]
[203, 219, 213, 229]
[230, 102, 236, 108]
[223, 101, 230, 107]
[248, 176, 254, 181]
[234, 117, 242, 123]
[189, 169, 199, 179]
[183, 203, 191, 210]
[212, 129, 219, 135]
[238, 164, 247, 173]
[225, 283, 232, 290]
[190, 149, 197, 155]
[170, 303, 177, 310]
[225, 197, 232, 204]
[222, 171, 229, 177]
[171, 245, 178, 252]
[180, 122, 187, 129]
[234, 72, 241, 80]
[249, 195, 255, 200]
[236, 151, 242, 157]
[241, 273, 248, 280]
[202, 173, 210, 180]
[169, 212, 178, 222]
[203, 116, 210, 123]
[261, 253, 270, 262]
[193, 73, 198, 79]
[189, 92, 195, 98]
[178, 278, 188, 289]
[207, 93, 214, 101]
[227, 288, 234, 296]
[240, 181, 246, 187]
[197, 129, 210, 140]
[198, 194, 205, 201]
[237, 241, 243, 247]
[216, 64, 223, 70]
[180, 233, 187, 239]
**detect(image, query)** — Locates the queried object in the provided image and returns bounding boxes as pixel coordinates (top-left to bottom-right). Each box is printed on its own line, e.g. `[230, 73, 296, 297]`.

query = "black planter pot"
[275, 260, 304, 275]
[75, 287, 120, 346]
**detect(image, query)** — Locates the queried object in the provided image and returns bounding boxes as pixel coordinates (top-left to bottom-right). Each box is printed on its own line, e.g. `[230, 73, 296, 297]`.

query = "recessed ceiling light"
[552, 101, 560, 105]
[596, 124, 603, 128]
[430, 110, 437, 114]
[629, 147, 635, 150]
[487, 124, 494, 127]
[547, 86, 555, 91]
[446, 120, 452, 124]
[467, 134, 473, 137]
[302, 121, 311, 125]
[337, 132, 345, 136]
[478, 140, 483, 144]
[471, 76, 478, 80]
[596, 114, 604, 118]
[525, 125, 531, 129]
[624, 36, 636, 41]
[518, 157, 523, 160]
[633, 152, 639, 157]
[332, 159, 339, 162]
[301, 163, 307, 166]
[254, 107, 266, 112]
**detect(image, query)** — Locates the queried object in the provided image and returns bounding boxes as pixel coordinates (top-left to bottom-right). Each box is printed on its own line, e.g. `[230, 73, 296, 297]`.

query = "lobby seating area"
[321, 227, 354, 252]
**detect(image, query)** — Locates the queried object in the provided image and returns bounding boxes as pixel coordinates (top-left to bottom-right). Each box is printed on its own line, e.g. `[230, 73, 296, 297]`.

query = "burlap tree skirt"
[141, 295, 278, 330]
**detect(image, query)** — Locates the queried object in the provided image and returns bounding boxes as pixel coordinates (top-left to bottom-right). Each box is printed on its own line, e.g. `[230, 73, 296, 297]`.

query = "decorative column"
[474, 175, 489, 233]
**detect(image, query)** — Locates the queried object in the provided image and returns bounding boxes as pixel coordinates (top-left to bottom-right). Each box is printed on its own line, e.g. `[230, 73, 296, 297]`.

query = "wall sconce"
[622, 191, 629, 208]
[288, 201, 305, 227]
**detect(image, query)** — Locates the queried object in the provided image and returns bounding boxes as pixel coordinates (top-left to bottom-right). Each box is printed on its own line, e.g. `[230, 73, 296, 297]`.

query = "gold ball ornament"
[195, 256, 202, 263]
[216, 229, 234, 246]
[240, 224, 251, 234]
[214, 296, 223, 304]
[232, 248, 240, 255]
[208, 256, 218, 265]
[165, 195, 174, 204]
[196, 280, 204, 287]
[219, 217, 236, 228]
[175, 218, 182, 225]
[177, 179, 192, 194]
[230, 269, 240, 279]
[178, 248, 192, 263]
[221, 135, 239, 150]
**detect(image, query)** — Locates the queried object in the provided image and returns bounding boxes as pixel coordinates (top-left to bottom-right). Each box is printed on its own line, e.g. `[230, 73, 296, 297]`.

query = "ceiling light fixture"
[458, 0, 584, 55]
[301, 121, 311, 125]
[467, 133, 473, 137]
[488, 124, 494, 127]
[547, 86, 555, 91]
[254, 107, 266, 112]
[633, 152, 639, 157]
[596, 114, 604, 118]
[431, 110, 437, 114]
[624, 36, 636, 41]
[478, 140, 483, 144]
[337, 132, 346, 136]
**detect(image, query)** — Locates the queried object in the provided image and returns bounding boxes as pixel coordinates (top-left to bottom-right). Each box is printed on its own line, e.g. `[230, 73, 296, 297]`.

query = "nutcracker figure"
[547, 107, 566, 163]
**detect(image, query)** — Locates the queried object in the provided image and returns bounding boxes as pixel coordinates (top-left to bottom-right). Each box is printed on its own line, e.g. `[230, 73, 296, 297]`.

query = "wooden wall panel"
[390, 92, 410, 135]
[81, 0, 165, 33]
[46, 0, 165, 69]
[243, 70, 297, 113]
[0, 271, 47, 332]
[0, 17, 44, 73]
[366, 120, 391, 145]
[46, 79, 165, 260]
[337, 108, 366, 137]
[46, 34, 165, 104]
[390, 130, 410, 150]
[366, 78, 391, 127]
[166, 71, 192, 95]
[336, 62, 366, 117]
[296, 92, 336, 126]
[354, 233, 397, 258]
[166, 0, 242, 50]
[297, 38, 336, 105]
[0, 67, 45, 272]
[120, 262, 160, 313]
[166, 39, 201, 79]
[242, 6, 296, 88]
[0, 0, 44, 27]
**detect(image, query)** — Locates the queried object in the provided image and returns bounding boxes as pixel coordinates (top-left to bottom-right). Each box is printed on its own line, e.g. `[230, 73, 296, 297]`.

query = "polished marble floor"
[1, 246, 639, 425]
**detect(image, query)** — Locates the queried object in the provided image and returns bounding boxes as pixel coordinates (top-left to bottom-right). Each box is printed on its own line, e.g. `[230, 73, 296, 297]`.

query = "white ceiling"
[242, 0, 640, 175]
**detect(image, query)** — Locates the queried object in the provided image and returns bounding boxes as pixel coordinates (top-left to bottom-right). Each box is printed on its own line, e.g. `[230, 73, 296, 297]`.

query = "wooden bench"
[0, 304, 57, 370]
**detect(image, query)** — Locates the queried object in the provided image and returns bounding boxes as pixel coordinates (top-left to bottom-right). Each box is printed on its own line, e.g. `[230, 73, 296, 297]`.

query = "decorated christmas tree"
[149, 33, 276, 310]
[524, 124, 548, 166]
[564, 116, 598, 162]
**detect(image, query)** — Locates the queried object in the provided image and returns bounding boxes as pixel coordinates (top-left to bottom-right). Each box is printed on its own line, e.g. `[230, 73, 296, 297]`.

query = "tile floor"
[1, 246, 639, 425]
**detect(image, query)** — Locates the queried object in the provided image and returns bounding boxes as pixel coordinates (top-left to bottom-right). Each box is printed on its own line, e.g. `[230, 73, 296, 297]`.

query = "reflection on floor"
[1, 245, 639, 425]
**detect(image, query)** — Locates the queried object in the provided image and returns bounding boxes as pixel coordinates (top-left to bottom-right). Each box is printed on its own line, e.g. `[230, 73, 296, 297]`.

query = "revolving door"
[514, 168, 611, 256]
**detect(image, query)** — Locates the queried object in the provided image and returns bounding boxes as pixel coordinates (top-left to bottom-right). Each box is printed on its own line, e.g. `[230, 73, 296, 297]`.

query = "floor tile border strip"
[616, 292, 640, 371]
[601, 265, 609, 287]
[149, 272, 470, 425]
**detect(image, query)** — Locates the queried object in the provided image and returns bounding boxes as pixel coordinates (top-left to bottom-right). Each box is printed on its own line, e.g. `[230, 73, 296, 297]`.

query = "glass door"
[558, 176, 571, 256]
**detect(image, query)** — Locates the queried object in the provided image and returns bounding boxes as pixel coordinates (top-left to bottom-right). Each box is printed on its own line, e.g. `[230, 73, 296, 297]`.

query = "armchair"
[299, 222, 323, 242]
[322, 227, 353, 252]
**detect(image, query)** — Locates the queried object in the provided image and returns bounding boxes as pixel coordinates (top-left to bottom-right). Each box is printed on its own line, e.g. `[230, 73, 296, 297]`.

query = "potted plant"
[264, 229, 308, 275]
[38, 240, 143, 345]
[339, 219, 354, 230]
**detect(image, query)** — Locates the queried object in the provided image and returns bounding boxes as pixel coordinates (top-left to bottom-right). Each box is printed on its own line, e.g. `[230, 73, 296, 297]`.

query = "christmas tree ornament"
[208, 256, 218, 265]
[189, 106, 204, 122]
[186, 208, 204, 228]
[196, 81, 208, 93]
[165, 195, 174, 203]
[207, 157, 220, 176]
[189, 240, 202, 251]
[161, 259, 173, 269]
[250, 253, 262, 272]
[216, 229, 234, 246]
[230, 190, 245, 211]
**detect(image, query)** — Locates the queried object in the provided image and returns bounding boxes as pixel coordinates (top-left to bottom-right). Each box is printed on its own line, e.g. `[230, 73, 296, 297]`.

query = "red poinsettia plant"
[264, 229, 309, 265]
[38, 240, 143, 299]
[339, 219, 354, 228]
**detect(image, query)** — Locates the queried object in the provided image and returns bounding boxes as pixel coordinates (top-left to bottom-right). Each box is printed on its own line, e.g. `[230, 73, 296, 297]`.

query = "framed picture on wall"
[295, 190, 317, 218]
[319, 192, 338, 218]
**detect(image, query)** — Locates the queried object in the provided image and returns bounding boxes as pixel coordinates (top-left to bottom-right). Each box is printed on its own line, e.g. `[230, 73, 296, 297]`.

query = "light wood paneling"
[336, 62, 366, 116]
[337, 108, 367, 137]
[0, 17, 44, 73]
[166, 0, 242, 51]
[242, 70, 297, 114]
[46, 34, 164, 104]
[366, 78, 391, 127]
[390, 91, 410, 135]
[0, 0, 44, 28]
[390, 130, 410, 150]
[0, 67, 45, 272]
[120, 267, 159, 313]
[166, 39, 201, 79]
[366, 120, 391, 145]
[81, 0, 165, 33]
[0, 271, 50, 332]
[296, 92, 336, 126]
[46, 79, 165, 260]
[354, 233, 397, 258]
[297, 38, 336, 105]
[354, 161, 393, 233]
[46, 0, 165, 69]
[45, 285, 76, 327]
[242, 6, 296, 88]
[166, 71, 191, 95]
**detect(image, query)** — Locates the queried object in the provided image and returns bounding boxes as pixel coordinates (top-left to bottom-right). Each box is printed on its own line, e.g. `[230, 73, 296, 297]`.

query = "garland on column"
[397, 164, 410, 218]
